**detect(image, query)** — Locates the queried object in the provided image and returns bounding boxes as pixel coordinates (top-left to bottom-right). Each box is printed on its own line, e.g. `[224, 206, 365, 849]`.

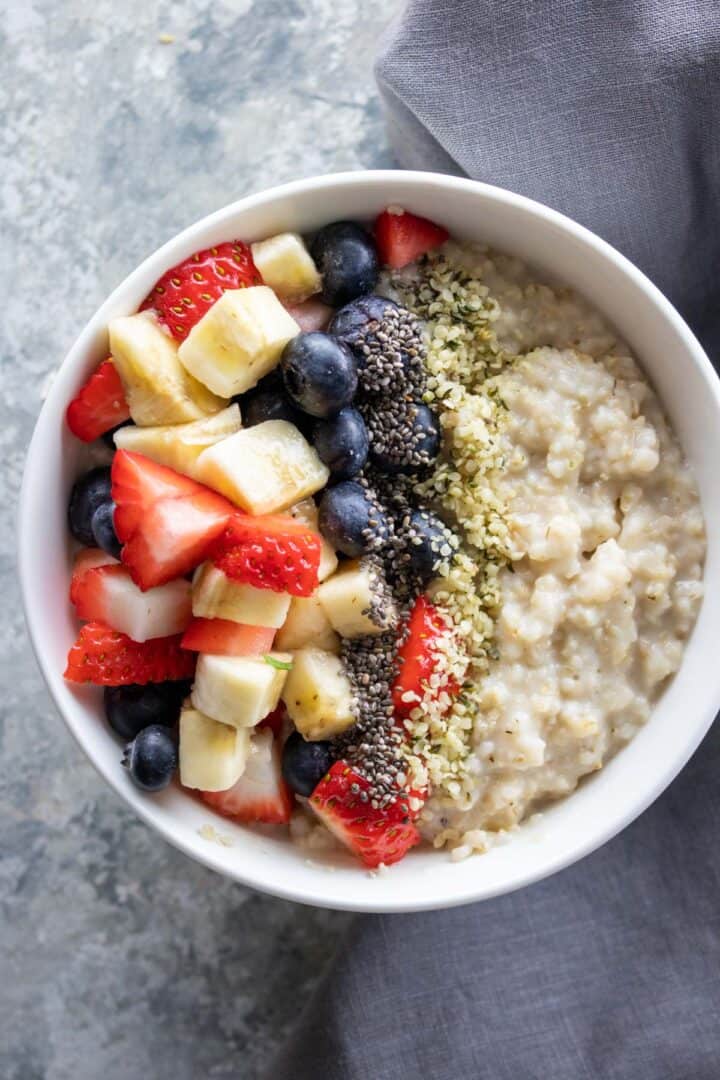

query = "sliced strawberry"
[258, 704, 286, 738]
[181, 617, 275, 656]
[200, 728, 293, 824]
[374, 207, 449, 270]
[64, 622, 195, 685]
[283, 296, 334, 332]
[392, 595, 458, 720]
[71, 563, 192, 642]
[310, 762, 421, 868]
[112, 451, 235, 590]
[66, 360, 131, 442]
[211, 513, 321, 597]
[140, 241, 261, 341]
[69, 548, 118, 605]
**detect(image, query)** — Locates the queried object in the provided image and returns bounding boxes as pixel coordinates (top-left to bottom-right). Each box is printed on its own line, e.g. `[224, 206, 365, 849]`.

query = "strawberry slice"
[140, 241, 261, 341]
[310, 762, 421, 868]
[71, 562, 192, 642]
[66, 360, 131, 442]
[211, 513, 321, 597]
[112, 451, 235, 590]
[392, 595, 458, 720]
[200, 728, 293, 824]
[64, 622, 195, 685]
[181, 617, 275, 657]
[69, 548, 118, 605]
[374, 207, 449, 270]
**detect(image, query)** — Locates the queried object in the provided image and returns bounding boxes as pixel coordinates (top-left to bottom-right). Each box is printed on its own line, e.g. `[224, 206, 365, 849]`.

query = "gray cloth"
[270, 3, 720, 1077]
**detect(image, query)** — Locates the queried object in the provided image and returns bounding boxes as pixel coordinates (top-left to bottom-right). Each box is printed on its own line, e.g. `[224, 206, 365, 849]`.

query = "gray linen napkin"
[270, 3, 720, 1077]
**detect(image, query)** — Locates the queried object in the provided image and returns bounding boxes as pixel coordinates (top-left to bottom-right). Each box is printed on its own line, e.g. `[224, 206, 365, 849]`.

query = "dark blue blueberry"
[318, 480, 389, 557]
[405, 509, 452, 583]
[312, 407, 369, 479]
[68, 467, 113, 547]
[310, 221, 379, 307]
[102, 419, 134, 450]
[329, 295, 400, 357]
[122, 724, 178, 792]
[281, 732, 332, 797]
[281, 332, 358, 418]
[91, 501, 122, 559]
[239, 370, 306, 430]
[105, 682, 188, 741]
[370, 403, 441, 475]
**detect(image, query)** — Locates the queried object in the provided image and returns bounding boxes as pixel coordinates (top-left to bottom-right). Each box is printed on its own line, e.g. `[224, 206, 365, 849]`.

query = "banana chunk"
[275, 593, 340, 653]
[287, 498, 338, 582]
[317, 559, 397, 639]
[195, 419, 329, 515]
[192, 562, 291, 628]
[250, 233, 322, 302]
[282, 646, 355, 740]
[191, 653, 291, 730]
[178, 286, 300, 398]
[113, 404, 242, 479]
[179, 707, 252, 791]
[109, 311, 227, 425]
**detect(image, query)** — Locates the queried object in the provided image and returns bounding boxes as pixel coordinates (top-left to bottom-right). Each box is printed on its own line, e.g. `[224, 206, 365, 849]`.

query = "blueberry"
[370, 402, 441, 475]
[281, 732, 332, 797]
[122, 724, 178, 792]
[318, 480, 389, 557]
[105, 682, 188, 741]
[68, 467, 113, 547]
[329, 295, 400, 356]
[239, 370, 306, 430]
[405, 510, 453, 583]
[281, 332, 358, 418]
[102, 419, 134, 450]
[312, 407, 369, 480]
[91, 501, 122, 559]
[310, 221, 379, 307]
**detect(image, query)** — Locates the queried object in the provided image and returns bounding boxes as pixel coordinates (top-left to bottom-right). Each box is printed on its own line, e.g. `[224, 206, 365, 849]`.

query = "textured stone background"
[1, 2, 402, 1076]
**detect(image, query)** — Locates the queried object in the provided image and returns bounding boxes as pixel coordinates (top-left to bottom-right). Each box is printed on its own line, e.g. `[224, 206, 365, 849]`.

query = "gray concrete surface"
[1, 2, 402, 1076]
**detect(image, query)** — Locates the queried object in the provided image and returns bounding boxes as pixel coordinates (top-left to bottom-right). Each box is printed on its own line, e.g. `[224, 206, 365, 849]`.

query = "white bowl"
[19, 170, 720, 912]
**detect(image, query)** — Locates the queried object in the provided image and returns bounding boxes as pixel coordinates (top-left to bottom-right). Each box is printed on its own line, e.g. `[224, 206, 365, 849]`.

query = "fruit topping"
[374, 207, 449, 269]
[68, 467, 113, 547]
[112, 404, 242, 480]
[195, 419, 329, 516]
[123, 724, 178, 792]
[180, 618, 276, 657]
[281, 731, 332, 796]
[392, 595, 457, 720]
[309, 762, 421, 868]
[241, 370, 306, 429]
[179, 707, 252, 792]
[109, 312, 227, 426]
[317, 480, 389, 558]
[283, 297, 334, 333]
[177, 286, 300, 398]
[281, 646, 356, 740]
[191, 652, 291, 730]
[111, 451, 234, 591]
[90, 501, 122, 559]
[250, 232, 321, 302]
[317, 557, 397, 639]
[211, 512, 322, 597]
[403, 509, 454, 583]
[64, 623, 195, 686]
[66, 360, 131, 443]
[102, 419, 134, 451]
[192, 562, 291, 626]
[105, 681, 189, 740]
[140, 240, 260, 341]
[312, 406, 369, 479]
[285, 498, 338, 581]
[367, 400, 441, 475]
[281, 332, 358, 418]
[329, 296, 426, 398]
[275, 593, 340, 654]
[70, 559, 192, 642]
[311, 221, 379, 307]
[200, 727, 293, 824]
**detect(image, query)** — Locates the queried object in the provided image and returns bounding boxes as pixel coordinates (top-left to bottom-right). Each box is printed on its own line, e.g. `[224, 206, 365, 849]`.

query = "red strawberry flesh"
[66, 360, 131, 442]
[392, 595, 458, 720]
[211, 513, 321, 597]
[180, 618, 275, 657]
[64, 622, 195, 686]
[374, 208, 449, 269]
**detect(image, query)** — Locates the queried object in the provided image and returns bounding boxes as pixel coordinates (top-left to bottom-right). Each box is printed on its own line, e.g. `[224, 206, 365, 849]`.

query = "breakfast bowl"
[19, 170, 720, 912]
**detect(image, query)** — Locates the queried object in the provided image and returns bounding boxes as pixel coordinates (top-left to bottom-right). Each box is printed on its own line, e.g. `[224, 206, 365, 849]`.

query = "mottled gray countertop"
[1, 2, 401, 1076]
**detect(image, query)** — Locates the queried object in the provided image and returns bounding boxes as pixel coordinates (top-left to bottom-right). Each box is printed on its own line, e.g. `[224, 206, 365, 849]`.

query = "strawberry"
[112, 451, 235, 590]
[310, 762, 421, 868]
[71, 562, 192, 642]
[140, 241, 261, 341]
[180, 617, 275, 657]
[211, 513, 321, 597]
[374, 207, 449, 270]
[66, 360, 131, 442]
[392, 595, 458, 720]
[69, 548, 118, 605]
[200, 728, 293, 824]
[64, 622, 195, 685]
[282, 297, 333, 333]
